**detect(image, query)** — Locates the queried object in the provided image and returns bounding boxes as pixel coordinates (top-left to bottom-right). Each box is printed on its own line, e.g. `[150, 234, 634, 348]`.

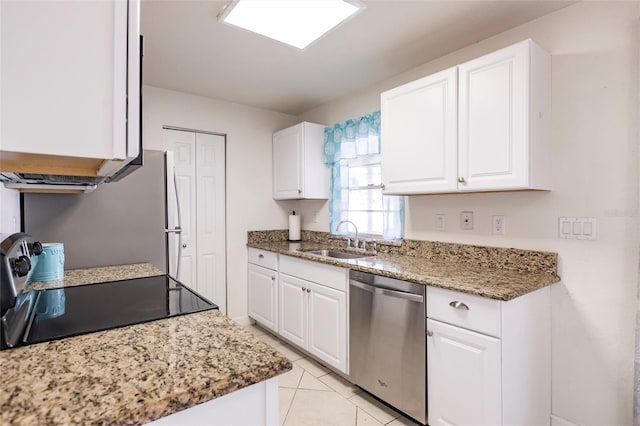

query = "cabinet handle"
[258, 254, 264, 259]
[426, 330, 434, 337]
[457, 177, 466, 184]
[449, 301, 469, 310]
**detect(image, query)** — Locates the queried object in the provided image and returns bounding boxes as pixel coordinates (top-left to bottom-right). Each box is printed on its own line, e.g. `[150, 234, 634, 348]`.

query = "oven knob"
[12, 256, 31, 277]
[31, 241, 43, 256]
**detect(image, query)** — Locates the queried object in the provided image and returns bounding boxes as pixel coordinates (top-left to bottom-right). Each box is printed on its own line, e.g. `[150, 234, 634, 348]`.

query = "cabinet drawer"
[280, 255, 347, 292]
[248, 248, 278, 270]
[427, 286, 501, 337]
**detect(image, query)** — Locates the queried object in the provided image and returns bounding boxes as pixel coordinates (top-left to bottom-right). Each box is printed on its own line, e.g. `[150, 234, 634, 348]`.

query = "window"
[330, 154, 404, 240]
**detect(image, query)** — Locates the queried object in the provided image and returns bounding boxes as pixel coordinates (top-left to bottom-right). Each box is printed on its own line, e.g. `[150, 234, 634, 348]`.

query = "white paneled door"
[164, 128, 227, 314]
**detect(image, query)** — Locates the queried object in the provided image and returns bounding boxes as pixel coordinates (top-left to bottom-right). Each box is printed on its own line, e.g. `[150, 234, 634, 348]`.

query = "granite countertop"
[248, 240, 560, 301]
[26, 263, 165, 291]
[2, 264, 292, 425]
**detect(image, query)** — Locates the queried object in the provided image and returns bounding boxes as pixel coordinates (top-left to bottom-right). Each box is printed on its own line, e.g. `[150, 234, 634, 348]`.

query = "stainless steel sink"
[299, 249, 370, 259]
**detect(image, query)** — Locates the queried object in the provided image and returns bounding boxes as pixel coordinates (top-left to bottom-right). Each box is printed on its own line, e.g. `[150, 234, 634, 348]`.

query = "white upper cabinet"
[0, 0, 140, 178]
[381, 67, 458, 194]
[273, 122, 330, 200]
[458, 40, 551, 191]
[381, 39, 551, 195]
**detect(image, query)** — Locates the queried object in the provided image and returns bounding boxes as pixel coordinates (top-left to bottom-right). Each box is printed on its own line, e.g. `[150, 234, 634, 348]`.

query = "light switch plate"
[435, 214, 445, 231]
[559, 217, 597, 240]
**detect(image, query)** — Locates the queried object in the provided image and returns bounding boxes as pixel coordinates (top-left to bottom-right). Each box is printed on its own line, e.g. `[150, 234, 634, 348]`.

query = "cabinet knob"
[301, 287, 306, 292]
[381, 184, 386, 190]
[306, 288, 311, 293]
[449, 301, 470, 310]
[298, 189, 302, 194]
[258, 254, 264, 259]
[182, 243, 187, 248]
[271, 276, 275, 281]
[426, 330, 433, 337]
[457, 177, 466, 184]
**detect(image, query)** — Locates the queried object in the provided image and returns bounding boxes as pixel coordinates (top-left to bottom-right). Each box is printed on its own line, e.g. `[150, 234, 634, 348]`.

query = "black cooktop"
[3, 275, 217, 349]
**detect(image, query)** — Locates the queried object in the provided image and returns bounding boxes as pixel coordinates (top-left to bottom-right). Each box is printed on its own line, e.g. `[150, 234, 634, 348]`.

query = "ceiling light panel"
[220, 0, 363, 49]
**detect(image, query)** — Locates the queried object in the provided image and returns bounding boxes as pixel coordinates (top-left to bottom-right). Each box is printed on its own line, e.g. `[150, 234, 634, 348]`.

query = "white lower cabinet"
[278, 255, 348, 374]
[427, 319, 501, 426]
[279, 274, 307, 348]
[426, 285, 551, 426]
[247, 249, 278, 333]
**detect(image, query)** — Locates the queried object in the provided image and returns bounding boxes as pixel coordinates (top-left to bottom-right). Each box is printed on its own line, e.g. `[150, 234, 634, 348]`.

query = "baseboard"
[551, 414, 580, 426]
[231, 316, 253, 326]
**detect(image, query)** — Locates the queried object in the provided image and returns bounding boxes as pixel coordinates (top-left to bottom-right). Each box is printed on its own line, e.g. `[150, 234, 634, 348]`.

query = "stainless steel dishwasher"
[349, 270, 426, 425]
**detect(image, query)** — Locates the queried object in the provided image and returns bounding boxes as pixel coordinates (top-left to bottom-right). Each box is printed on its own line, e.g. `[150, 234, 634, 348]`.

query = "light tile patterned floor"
[244, 324, 423, 426]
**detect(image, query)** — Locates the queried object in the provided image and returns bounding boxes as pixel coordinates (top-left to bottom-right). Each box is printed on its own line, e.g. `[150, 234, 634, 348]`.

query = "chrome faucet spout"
[336, 220, 359, 249]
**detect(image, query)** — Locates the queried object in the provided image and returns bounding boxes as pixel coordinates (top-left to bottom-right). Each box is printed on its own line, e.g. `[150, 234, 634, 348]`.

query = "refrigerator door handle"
[173, 166, 183, 281]
[165, 151, 183, 281]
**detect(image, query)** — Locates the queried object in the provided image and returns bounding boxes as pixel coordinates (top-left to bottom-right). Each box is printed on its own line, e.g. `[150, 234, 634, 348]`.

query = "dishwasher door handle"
[351, 280, 424, 303]
[350, 280, 375, 293]
[376, 288, 424, 303]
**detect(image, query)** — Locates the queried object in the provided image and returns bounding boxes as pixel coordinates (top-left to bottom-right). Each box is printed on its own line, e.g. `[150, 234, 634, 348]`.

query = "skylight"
[218, 0, 364, 49]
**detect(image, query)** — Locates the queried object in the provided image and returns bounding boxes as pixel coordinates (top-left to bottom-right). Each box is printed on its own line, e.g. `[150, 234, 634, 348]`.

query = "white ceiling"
[141, 0, 572, 116]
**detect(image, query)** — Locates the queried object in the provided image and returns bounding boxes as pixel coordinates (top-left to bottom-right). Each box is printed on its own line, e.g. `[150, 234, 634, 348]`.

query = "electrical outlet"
[492, 215, 506, 235]
[313, 211, 319, 223]
[435, 214, 445, 231]
[461, 211, 474, 230]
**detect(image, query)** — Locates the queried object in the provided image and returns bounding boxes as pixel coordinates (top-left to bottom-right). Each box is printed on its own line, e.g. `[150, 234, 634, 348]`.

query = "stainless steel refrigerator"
[22, 150, 182, 274]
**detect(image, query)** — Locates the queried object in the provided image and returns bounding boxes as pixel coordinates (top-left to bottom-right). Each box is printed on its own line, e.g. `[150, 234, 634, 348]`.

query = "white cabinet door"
[273, 125, 303, 200]
[307, 282, 347, 373]
[272, 122, 329, 200]
[458, 41, 530, 191]
[278, 274, 307, 349]
[248, 264, 278, 333]
[427, 319, 501, 426]
[381, 67, 458, 194]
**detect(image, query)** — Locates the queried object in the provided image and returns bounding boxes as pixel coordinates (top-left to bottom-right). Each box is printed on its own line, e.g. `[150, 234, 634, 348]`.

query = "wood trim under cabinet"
[0, 151, 106, 177]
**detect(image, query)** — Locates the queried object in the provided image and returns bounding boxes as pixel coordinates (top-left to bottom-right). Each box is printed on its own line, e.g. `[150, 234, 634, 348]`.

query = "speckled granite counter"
[26, 263, 164, 291]
[2, 264, 292, 425]
[248, 231, 560, 301]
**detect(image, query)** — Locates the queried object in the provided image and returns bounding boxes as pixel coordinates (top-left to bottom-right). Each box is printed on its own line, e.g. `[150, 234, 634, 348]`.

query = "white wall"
[143, 85, 298, 322]
[0, 186, 20, 236]
[298, 2, 639, 425]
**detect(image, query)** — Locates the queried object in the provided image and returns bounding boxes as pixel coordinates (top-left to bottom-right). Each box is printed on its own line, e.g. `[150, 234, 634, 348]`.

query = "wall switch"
[559, 217, 597, 240]
[435, 214, 445, 231]
[492, 215, 506, 235]
[461, 211, 474, 230]
[313, 211, 319, 223]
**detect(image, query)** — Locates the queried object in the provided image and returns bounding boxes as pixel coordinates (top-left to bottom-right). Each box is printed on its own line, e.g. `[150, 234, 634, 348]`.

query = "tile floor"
[245, 324, 423, 426]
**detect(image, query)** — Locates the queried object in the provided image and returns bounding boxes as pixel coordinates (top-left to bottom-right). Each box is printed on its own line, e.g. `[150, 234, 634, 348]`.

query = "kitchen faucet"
[336, 220, 359, 250]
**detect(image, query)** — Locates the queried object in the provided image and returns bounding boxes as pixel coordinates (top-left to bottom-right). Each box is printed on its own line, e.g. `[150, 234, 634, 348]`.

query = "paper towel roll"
[289, 214, 301, 241]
